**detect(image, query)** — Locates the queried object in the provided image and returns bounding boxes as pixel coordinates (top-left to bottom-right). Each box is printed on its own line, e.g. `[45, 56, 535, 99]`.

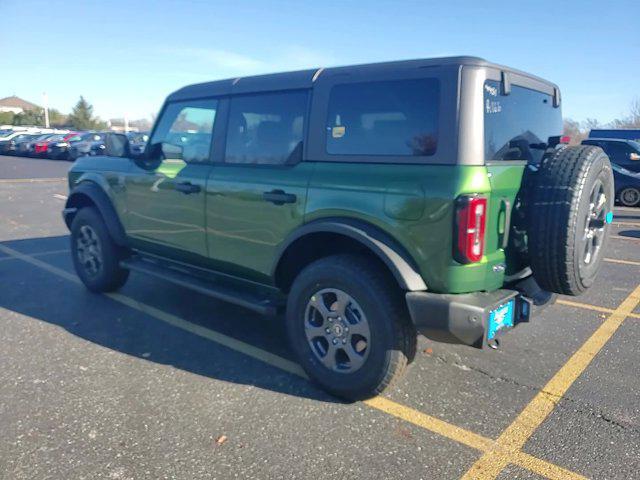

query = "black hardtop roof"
[167, 56, 557, 102]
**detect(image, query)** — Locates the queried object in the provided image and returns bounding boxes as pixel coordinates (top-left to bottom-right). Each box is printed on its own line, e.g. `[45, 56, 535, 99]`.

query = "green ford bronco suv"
[63, 57, 614, 399]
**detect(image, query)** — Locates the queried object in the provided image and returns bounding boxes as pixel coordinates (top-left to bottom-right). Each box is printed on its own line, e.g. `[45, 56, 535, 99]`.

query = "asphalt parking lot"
[0, 154, 639, 480]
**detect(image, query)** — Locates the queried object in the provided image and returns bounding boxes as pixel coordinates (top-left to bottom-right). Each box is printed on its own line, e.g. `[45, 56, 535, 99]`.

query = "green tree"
[0, 111, 15, 125]
[67, 96, 107, 130]
[14, 109, 44, 126]
[48, 108, 68, 128]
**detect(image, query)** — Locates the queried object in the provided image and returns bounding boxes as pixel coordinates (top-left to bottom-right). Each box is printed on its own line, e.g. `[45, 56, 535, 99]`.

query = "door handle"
[263, 189, 297, 205]
[175, 181, 201, 194]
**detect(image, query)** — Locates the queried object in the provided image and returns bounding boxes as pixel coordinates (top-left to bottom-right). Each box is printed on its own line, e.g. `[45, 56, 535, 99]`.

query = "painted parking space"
[1, 155, 639, 479]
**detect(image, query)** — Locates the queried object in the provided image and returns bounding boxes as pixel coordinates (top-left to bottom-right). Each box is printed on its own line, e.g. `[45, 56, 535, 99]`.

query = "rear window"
[225, 90, 307, 165]
[326, 78, 439, 156]
[484, 80, 562, 163]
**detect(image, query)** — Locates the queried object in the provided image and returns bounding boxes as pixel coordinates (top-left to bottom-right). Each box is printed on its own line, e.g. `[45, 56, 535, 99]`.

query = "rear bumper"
[406, 288, 535, 348]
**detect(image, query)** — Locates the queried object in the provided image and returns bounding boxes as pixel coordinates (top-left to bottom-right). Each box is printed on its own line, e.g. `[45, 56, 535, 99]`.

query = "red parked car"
[34, 132, 77, 158]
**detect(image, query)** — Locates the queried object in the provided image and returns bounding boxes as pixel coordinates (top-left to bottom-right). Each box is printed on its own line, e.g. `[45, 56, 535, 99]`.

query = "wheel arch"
[63, 182, 128, 246]
[272, 218, 427, 293]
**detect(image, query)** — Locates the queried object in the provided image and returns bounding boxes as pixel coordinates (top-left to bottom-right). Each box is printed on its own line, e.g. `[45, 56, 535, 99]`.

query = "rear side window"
[225, 90, 308, 165]
[484, 80, 562, 163]
[326, 78, 440, 156]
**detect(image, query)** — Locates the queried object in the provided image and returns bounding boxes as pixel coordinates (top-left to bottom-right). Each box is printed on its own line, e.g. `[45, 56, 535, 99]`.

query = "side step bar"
[120, 257, 280, 316]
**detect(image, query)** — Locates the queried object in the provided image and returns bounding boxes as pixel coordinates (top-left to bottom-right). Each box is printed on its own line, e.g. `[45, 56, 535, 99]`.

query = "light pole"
[42, 92, 50, 128]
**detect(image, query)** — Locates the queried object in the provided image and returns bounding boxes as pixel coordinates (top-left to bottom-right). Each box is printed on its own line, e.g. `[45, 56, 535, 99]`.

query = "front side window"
[484, 80, 562, 163]
[149, 99, 218, 164]
[326, 78, 440, 156]
[225, 91, 307, 165]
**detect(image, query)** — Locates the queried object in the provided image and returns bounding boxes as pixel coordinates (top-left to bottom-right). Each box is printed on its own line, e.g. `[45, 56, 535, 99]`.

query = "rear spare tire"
[528, 145, 614, 296]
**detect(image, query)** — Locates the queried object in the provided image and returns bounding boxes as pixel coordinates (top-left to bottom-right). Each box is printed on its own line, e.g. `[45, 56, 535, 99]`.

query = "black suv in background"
[582, 138, 640, 173]
[582, 138, 640, 207]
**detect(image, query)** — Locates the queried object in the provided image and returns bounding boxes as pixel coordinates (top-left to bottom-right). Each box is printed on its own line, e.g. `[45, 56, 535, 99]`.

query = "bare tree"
[563, 118, 585, 144]
[610, 98, 640, 129]
[583, 118, 600, 131]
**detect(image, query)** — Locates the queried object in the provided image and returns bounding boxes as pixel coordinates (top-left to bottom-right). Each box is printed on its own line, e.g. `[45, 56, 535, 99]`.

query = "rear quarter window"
[326, 78, 439, 156]
[484, 80, 562, 163]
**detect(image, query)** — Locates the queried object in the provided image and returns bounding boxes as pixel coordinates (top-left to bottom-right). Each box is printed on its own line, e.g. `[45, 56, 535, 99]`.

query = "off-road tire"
[70, 207, 130, 292]
[528, 145, 614, 295]
[286, 254, 416, 400]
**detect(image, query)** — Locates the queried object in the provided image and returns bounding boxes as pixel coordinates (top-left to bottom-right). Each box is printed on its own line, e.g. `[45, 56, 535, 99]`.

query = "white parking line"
[0, 177, 66, 183]
[0, 248, 69, 262]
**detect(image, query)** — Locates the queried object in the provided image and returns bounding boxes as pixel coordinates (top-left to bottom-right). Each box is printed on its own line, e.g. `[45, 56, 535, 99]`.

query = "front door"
[205, 90, 313, 281]
[125, 99, 219, 258]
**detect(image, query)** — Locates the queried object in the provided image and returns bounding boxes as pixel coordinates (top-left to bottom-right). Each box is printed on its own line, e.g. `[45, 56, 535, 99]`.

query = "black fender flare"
[63, 182, 128, 246]
[272, 218, 427, 291]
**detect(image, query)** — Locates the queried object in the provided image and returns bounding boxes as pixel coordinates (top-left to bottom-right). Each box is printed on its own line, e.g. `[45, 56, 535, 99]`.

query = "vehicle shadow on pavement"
[0, 235, 343, 404]
[617, 229, 640, 239]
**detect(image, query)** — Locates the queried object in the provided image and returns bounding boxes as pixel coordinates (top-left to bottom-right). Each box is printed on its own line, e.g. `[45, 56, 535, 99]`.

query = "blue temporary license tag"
[487, 300, 515, 341]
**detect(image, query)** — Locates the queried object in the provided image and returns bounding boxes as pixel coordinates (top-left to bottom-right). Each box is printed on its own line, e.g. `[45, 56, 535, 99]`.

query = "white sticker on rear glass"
[484, 84, 498, 97]
[486, 99, 502, 114]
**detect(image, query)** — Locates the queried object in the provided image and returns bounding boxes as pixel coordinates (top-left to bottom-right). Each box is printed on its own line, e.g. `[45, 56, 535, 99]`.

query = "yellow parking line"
[0, 177, 66, 183]
[556, 299, 640, 320]
[611, 221, 640, 227]
[0, 242, 587, 480]
[461, 283, 640, 479]
[364, 397, 585, 480]
[604, 257, 640, 266]
[364, 396, 493, 451]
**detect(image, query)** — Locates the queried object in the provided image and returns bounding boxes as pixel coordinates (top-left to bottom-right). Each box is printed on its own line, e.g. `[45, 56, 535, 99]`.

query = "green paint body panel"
[306, 162, 516, 293]
[485, 164, 528, 276]
[204, 162, 315, 283]
[125, 160, 210, 258]
[67, 155, 526, 295]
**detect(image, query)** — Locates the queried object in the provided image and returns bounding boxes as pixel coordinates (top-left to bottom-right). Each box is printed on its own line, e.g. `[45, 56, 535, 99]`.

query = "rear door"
[205, 90, 313, 281]
[124, 99, 219, 258]
[482, 77, 563, 275]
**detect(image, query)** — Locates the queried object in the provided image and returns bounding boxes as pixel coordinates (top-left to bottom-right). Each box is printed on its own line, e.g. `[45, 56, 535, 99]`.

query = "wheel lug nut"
[342, 339, 347, 344]
[332, 339, 338, 345]
[325, 328, 331, 334]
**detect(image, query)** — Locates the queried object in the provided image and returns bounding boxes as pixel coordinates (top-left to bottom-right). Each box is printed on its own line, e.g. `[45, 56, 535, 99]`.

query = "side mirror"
[161, 142, 183, 160]
[104, 133, 130, 157]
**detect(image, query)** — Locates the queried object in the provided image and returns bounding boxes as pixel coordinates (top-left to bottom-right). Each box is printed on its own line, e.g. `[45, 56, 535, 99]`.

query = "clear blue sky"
[1, 0, 638, 124]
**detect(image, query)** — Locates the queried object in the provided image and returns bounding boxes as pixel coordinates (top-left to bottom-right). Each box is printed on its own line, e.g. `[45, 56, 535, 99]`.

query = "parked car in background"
[68, 132, 106, 160]
[589, 129, 640, 142]
[582, 138, 640, 173]
[0, 132, 36, 155]
[611, 163, 640, 207]
[127, 131, 149, 155]
[0, 130, 34, 143]
[34, 134, 69, 157]
[15, 134, 54, 157]
[44, 132, 80, 160]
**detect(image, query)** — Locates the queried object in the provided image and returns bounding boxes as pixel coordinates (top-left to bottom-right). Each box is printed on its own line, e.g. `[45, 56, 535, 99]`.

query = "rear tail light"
[454, 195, 487, 263]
